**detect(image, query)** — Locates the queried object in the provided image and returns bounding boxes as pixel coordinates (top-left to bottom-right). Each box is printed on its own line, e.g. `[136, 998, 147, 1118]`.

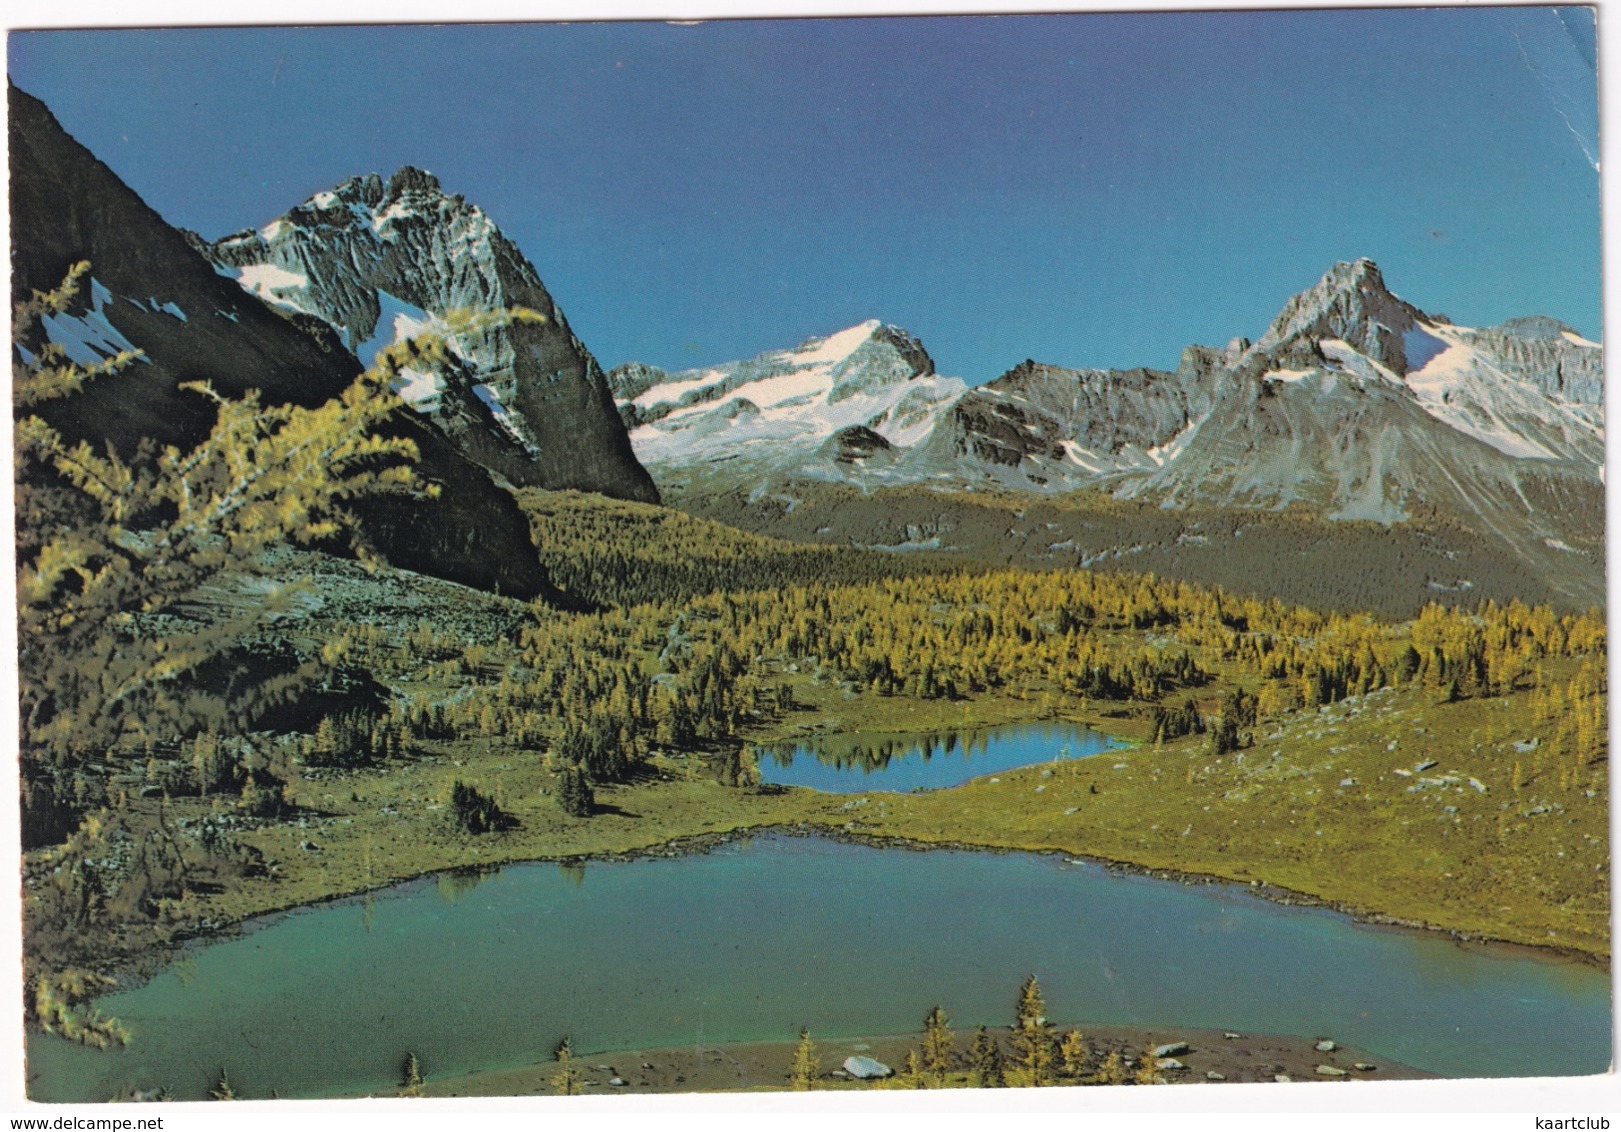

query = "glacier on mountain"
[615, 319, 966, 480]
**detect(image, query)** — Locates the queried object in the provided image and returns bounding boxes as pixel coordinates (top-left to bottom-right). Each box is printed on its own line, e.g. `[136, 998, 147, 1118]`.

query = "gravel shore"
[415, 1022, 1432, 1098]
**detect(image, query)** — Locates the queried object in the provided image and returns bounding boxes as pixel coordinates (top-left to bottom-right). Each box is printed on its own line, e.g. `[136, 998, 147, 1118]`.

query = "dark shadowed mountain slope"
[9, 84, 557, 602]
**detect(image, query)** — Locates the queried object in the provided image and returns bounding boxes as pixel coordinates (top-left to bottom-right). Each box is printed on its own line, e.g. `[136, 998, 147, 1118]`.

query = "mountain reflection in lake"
[759, 721, 1122, 793]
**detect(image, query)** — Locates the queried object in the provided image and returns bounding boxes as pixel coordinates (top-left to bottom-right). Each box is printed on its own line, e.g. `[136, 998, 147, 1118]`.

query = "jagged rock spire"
[203, 167, 659, 503]
[1242, 258, 1433, 376]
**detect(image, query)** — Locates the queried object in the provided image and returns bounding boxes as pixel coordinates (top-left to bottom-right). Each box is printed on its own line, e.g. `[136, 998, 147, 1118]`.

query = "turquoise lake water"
[27, 832, 1610, 1101]
[758, 721, 1123, 792]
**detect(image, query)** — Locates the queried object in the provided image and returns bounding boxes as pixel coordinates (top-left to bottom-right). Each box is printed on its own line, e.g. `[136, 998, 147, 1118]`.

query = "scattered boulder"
[1316, 1065, 1348, 1077]
[1315, 1039, 1337, 1052]
[1156, 1058, 1186, 1071]
[1274, 1074, 1293, 1083]
[1414, 760, 1438, 772]
[1206, 1071, 1226, 1081]
[608, 1077, 627, 1087]
[1153, 1041, 1190, 1057]
[842, 1056, 893, 1080]
[1223, 1032, 1243, 1040]
[1354, 1062, 1378, 1072]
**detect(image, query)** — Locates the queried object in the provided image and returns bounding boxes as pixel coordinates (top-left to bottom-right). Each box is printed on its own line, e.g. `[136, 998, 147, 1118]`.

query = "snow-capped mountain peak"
[201, 166, 659, 503]
[1240, 257, 1434, 378]
[611, 320, 966, 477]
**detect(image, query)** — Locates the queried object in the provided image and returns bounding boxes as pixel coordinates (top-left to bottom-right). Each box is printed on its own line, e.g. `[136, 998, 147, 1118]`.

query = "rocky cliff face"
[1134, 260, 1604, 517]
[909, 344, 1233, 491]
[1235, 257, 1431, 377]
[9, 84, 558, 602]
[1462, 317, 1604, 404]
[201, 169, 658, 504]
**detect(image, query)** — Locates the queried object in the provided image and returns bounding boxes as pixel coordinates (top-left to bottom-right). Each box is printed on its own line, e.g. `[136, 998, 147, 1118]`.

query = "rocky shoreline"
[412, 1023, 1434, 1098]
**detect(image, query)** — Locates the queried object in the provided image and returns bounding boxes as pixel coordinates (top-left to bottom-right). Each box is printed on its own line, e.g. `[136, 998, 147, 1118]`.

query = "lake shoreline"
[29, 820, 1609, 1102]
[788, 824, 1614, 972]
[83, 798, 1609, 1012]
[140, 814, 1609, 990]
[410, 1022, 1436, 1098]
[30, 703, 1606, 1101]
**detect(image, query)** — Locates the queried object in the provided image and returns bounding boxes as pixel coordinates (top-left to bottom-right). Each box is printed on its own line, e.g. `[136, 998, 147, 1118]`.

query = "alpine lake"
[26, 722, 1611, 1101]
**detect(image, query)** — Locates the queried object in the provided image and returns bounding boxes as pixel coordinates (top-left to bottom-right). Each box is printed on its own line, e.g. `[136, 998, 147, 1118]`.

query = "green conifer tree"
[788, 1028, 819, 1090]
[969, 1026, 1005, 1088]
[1010, 973, 1054, 1086]
[1058, 1029, 1089, 1080]
[400, 1051, 424, 1097]
[550, 1037, 581, 1096]
[921, 1005, 954, 1086]
[556, 764, 594, 817]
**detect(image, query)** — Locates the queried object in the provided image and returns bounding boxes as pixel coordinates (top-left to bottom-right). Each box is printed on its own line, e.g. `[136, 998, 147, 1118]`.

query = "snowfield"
[623, 321, 969, 475]
[1403, 321, 1601, 462]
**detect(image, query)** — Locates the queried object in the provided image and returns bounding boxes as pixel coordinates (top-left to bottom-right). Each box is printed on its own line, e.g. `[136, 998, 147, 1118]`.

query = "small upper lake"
[27, 833, 1610, 1102]
[759, 721, 1123, 792]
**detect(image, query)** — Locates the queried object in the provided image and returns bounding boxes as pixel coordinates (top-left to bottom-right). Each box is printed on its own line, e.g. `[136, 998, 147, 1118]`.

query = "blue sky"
[9, 9, 1601, 383]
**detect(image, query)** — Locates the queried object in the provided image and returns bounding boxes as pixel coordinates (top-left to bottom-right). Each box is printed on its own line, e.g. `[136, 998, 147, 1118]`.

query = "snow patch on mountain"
[41, 278, 145, 367]
[1145, 420, 1198, 466]
[1264, 368, 1316, 384]
[1403, 321, 1602, 462]
[795, 319, 884, 365]
[631, 368, 729, 411]
[1060, 440, 1103, 472]
[227, 262, 315, 314]
[353, 290, 436, 368]
[1320, 338, 1404, 385]
[392, 366, 443, 410]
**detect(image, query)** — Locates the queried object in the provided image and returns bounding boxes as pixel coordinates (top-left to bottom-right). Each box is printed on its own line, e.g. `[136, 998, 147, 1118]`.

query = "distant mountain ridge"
[196, 167, 659, 504]
[622, 258, 1603, 609]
